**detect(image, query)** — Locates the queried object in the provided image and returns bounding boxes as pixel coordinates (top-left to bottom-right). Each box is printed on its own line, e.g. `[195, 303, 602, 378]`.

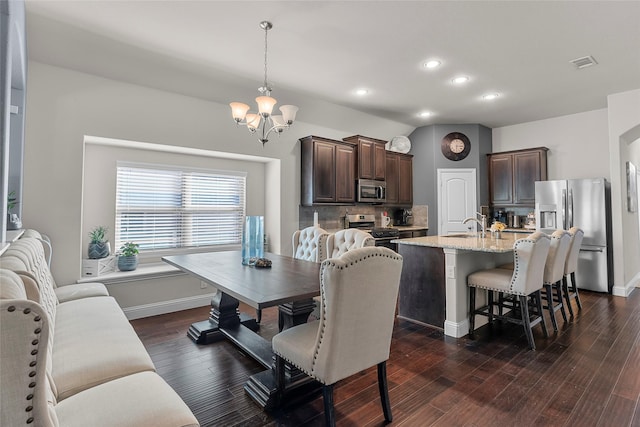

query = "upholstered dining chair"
[256, 226, 329, 324]
[468, 232, 550, 350]
[325, 228, 374, 259]
[293, 226, 330, 263]
[562, 227, 584, 317]
[540, 230, 572, 331]
[272, 247, 403, 426]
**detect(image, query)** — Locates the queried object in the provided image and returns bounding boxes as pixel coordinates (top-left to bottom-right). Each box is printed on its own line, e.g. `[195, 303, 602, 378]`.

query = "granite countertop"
[503, 227, 536, 233]
[392, 232, 521, 253]
[323, 225, 428, 234]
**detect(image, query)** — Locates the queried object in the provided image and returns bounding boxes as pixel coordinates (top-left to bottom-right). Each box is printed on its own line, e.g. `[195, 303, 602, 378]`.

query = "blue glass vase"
[242, 216, 264, 265]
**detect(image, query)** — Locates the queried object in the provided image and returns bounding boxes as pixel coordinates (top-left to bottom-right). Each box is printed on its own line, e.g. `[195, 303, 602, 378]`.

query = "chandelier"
[229, 21, 298, 146]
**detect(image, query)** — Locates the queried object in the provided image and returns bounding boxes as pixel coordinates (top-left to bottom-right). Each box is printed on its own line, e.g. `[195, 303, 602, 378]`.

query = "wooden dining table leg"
[187, 289, 258, 344]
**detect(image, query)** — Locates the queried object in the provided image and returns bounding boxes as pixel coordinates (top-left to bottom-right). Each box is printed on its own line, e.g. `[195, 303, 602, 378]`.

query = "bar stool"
[540, 230, 571, 331]
[562, 227, 584, 317]
[467, 232, 550, 350]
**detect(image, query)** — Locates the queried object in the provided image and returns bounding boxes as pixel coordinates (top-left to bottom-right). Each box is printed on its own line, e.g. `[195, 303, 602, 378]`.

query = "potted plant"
[117, 242, 139, 271]
[6, 191, 22, 230]
[88, 226, 111, 259]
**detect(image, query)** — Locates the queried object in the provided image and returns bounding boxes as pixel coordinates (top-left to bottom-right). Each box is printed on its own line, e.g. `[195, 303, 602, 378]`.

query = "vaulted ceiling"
[25, 1, 640, 129]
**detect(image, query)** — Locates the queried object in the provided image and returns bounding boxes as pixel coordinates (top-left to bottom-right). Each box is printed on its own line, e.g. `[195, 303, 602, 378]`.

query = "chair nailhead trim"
[27, 417, 34, 424]
[29, 361, 36, 367]
[26, 394, 33, 400]
[23, 308, 31, 314]
[8, 306, 15, 312]
[28, 382, 36, 388]
[25, 406, 33, 412]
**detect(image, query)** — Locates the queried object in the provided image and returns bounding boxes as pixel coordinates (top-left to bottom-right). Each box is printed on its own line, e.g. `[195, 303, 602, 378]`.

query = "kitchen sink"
[444, 233, 480, 238]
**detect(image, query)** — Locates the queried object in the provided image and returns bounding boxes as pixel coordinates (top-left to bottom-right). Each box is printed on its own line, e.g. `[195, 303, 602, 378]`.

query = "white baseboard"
[123, 294, 214, 320]
[612, 272, 639, 298]
[444, 319, 468, 338]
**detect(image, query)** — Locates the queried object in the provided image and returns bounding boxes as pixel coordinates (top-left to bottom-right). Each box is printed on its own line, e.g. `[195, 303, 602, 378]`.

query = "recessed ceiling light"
[483, 93, 500, 101]
[452, 76, 469, 85]
[418, 111, 432, 118]
[424, 60, 441, 69]
[355, 88, 369, 96]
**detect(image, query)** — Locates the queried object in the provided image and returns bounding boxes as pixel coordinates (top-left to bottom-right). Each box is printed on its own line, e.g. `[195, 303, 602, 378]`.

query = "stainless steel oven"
[345, 214, 400, 252]
[357, 179, 386, 203]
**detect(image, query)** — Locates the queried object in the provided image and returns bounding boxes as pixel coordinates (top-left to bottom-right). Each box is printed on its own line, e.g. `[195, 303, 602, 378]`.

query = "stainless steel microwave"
[357, 179, 386, 203]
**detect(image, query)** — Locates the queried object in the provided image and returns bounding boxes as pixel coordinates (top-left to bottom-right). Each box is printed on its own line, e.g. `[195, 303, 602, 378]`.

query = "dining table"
[162, 250, 322, 410]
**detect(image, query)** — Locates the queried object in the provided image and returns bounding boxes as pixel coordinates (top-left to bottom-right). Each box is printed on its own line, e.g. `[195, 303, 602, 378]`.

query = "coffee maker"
[394, 209, 413, 226]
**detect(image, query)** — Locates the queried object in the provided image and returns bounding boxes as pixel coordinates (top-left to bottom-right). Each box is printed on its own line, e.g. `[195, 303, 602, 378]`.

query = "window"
[115, 162, 246, 252]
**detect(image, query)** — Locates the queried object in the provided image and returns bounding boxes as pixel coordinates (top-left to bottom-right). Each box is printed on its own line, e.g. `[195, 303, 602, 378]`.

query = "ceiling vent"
[570, 55, 598, 69]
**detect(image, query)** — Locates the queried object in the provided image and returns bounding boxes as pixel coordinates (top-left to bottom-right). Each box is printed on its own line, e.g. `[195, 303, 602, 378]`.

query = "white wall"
[492, 109, 610, 180]
[607, 89, 640, 295]
[22, 61, 412, 310]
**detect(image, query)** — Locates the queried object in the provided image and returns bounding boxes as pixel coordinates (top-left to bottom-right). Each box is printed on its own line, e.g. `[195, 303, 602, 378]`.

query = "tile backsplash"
[299, 205, 428, 230]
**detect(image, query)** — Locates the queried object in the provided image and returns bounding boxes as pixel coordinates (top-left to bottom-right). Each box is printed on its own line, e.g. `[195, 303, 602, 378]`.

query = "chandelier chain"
[263, 23, 269, 92]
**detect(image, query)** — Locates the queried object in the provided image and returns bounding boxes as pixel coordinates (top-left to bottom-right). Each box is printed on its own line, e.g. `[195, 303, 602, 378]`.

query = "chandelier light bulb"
[256, 96, 277, 117]
[229, 102, 250, 122]
[245, 113, 261, 131]
[279, 105, 299, 125]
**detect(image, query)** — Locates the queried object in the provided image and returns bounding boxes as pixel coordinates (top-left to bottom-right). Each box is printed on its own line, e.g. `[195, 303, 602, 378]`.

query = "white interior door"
[438, 169, 477, 235]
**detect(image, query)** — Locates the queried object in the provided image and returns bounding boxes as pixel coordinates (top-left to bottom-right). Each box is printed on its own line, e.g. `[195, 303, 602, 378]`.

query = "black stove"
[370, 228, 400, 238]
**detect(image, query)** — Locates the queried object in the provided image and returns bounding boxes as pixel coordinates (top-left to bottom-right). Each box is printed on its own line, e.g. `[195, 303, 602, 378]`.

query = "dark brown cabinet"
[343, 135, 386, 180]
[488, 147, 548, 207]
[300, 136, 355, 206]
[386, 151, 413, 205]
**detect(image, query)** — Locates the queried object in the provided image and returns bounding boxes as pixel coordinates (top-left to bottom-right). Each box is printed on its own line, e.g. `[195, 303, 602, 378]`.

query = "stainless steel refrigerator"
[535, 178, 613, 293]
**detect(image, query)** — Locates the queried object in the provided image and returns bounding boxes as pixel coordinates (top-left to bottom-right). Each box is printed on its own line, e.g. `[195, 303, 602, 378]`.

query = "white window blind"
[115, 163, 246, 251]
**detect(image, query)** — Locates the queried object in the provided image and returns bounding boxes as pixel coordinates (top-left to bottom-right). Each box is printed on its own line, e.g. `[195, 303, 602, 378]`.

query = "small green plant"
[89, 226, 108, 244]
[7, 191, 17, 212]
[118, 242, 139, 257]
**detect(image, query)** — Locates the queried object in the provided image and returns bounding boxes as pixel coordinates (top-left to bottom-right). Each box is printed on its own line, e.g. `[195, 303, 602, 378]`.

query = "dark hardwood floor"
[131, 289, 640, 427]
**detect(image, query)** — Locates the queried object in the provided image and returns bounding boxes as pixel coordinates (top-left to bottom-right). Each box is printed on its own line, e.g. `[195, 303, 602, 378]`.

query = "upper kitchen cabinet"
[300, 136, 356, 206]
[488, 147, 548, 207]
[386, 151, 413, 205]
[343, 135, 386, 180]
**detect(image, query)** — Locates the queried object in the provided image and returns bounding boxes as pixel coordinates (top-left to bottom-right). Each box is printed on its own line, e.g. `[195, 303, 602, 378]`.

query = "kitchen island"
[392, 232, 525, 338]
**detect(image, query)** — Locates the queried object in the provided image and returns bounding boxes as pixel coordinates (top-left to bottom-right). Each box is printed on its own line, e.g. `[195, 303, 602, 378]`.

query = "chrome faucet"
[463, 212, 487, 238]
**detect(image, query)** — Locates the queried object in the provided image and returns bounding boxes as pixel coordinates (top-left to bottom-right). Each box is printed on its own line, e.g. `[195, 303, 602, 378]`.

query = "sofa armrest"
[1, 299, 59, 427]
[55, 283, 109, 303]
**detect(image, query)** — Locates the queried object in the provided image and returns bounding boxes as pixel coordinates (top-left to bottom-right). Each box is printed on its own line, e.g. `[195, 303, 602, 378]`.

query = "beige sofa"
[0, 236, 198, 427]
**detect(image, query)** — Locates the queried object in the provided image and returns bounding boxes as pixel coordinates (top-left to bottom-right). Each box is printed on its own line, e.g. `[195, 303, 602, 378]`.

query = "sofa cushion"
[55, 282, 109, 303]
[0, 268, 27, 299]
[53, 297, 155, 400]
[55, 371, 199, 427]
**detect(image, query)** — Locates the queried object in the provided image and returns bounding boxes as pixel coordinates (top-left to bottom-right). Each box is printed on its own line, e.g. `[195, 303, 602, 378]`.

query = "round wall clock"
[441, 132, 471, 161]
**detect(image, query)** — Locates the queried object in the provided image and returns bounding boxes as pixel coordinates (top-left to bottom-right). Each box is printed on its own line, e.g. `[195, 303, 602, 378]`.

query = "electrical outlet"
[200, 281, 208, 289]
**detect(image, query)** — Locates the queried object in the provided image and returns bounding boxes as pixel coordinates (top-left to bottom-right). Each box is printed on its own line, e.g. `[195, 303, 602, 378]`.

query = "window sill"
[77, 262, 186, 285]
